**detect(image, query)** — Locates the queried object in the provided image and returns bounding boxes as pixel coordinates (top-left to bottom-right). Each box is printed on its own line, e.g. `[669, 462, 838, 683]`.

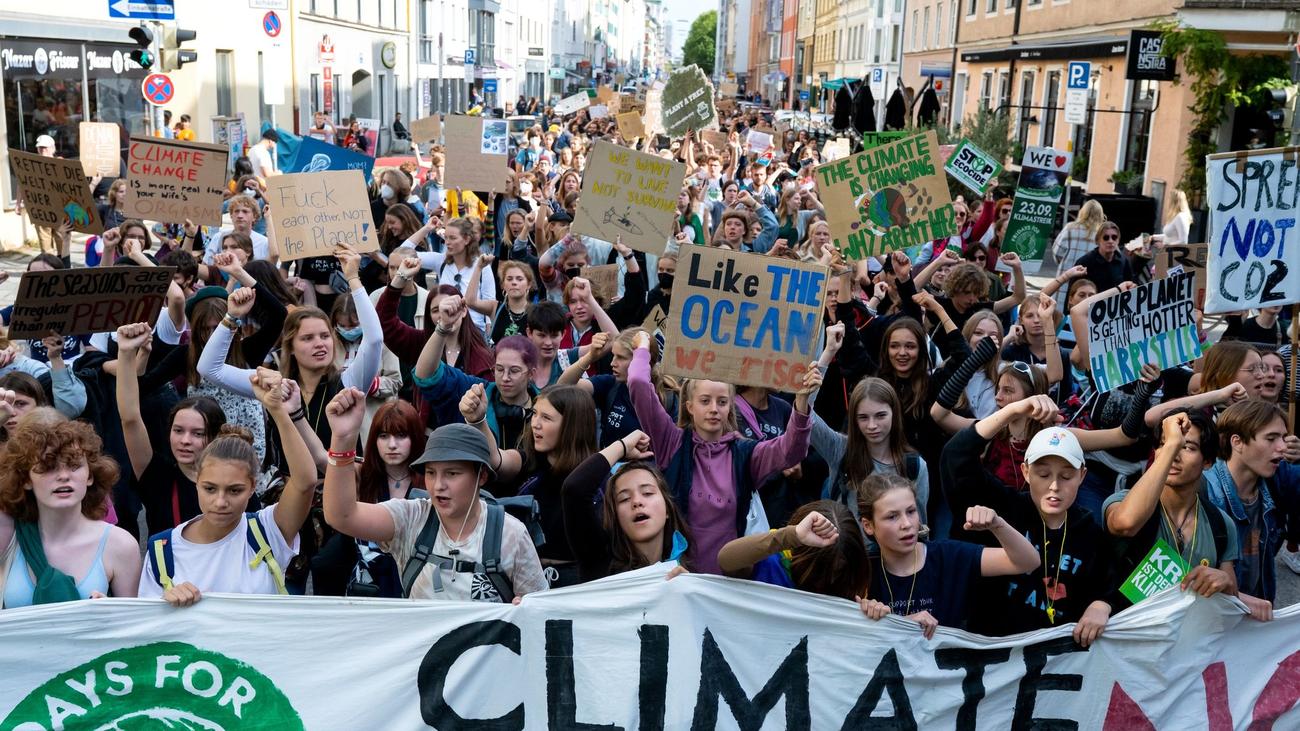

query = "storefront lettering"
[0, 46, 79, 74]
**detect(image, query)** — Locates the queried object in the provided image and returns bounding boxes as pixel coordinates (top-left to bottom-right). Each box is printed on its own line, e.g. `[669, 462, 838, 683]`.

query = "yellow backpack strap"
[151, 538, 174, 591]
[245, 516, 288, 596]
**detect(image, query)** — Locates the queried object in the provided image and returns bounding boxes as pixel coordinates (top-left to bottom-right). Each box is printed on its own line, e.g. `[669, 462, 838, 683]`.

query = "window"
[1016, 71, 1034, 147]
[1042, 70, 1060, 147]
[998, 71, 1011, 111]
[873, 29, 882, 63]
[258, 51, 272, 124]
[936, 3, 944, 47]
[967, 0, 977, 17]
[951, 1, 959, 43]
[922, 8, 929, 51]
[891, 25, 900, 61]
[471, 10, 495, 65]
[876, 0, 884, 16]
[911, 11, 919, 50]
[979, 71, 992, 110]
[419, 0, 434, 63]
[987, 0, 997, 13]
[1073, 73, 1099, 182]
[1121, 80, 1158, 174]
[215, 50, 233, 116]
[1006, 0, 1016, 8]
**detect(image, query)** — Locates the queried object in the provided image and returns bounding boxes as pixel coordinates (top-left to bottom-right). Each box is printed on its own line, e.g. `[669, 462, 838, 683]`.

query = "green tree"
[683, 10, 717, 75]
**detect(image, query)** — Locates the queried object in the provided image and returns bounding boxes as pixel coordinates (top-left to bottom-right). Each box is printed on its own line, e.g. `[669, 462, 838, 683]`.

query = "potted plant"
[1109, 169, 1143, 195]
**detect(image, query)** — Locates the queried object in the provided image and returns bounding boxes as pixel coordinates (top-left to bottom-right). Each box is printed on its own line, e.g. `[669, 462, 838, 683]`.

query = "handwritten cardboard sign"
[813, 129, 955, 261]
[581, 264, 620, 304]
[409, 115, 442, 143]
[1154, 243, 1208, 309]
[746, 129, 773, 154]
[8, 148, 102, 234]
[1204, 146, 1300, 313]
[554, 91, 591, 116]
[661, 65, 717, 138]
[1073, 270, 1202, 393]
[700, 129, 729, 152]
[572, 140, 686, 255]
[618, 95, 646, 115]
[719, 81, 739, 97]
[664, 246, 828, 391]
[643, 85, 664, 137]
[123, 137, 229, 226]
[443, 115, 509, 193]
[78, 122, 120, 177]
[7, 266, 173, 338]
[265, 170, 378, 262]
[596, 85, 616, 105]
[617, 111, 646, 142]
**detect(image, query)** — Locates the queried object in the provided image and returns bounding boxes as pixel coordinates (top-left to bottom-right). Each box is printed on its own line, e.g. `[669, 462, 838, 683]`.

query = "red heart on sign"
[1054, 155, 1067, 168]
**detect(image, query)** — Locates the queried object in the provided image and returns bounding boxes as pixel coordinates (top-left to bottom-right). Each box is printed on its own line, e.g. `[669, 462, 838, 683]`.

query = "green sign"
[861, 131, 910, 149]
[1002, 146, 1072, 259]
[1120, 539, 1190, 605]
[944, 139, 1003, 196]
[1, 642, 305, 731]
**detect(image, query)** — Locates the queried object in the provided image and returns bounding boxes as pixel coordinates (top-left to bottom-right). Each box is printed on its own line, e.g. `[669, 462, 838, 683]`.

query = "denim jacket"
[1202, 460, 1293, 601]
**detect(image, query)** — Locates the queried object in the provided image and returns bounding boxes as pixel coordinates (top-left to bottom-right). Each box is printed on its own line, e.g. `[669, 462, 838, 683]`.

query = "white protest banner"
[746, 129, 773, 154]
[1074, 270, 1202, 393]
[1204, 146, 1300, 314]
[1, 569, 1298, 730]
[7, 266, 174, 338]
[264, 170, 379, 261]
[553, 91, 591, 116]
[664, 247, 828, 391]
[944, 138, 1003, 196]
[661, 65, 717, 138]
[813, 129, 956, 261]
[124, 137, 230, 226]
[78, 122, 120, 177]
[8, 149, 103, 235]
[443, 115, 509, 192]
[571, 139, 686, 254]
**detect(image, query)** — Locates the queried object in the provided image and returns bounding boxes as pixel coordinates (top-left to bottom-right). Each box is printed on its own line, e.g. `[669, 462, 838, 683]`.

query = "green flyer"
[1120, 538, 1191, 604]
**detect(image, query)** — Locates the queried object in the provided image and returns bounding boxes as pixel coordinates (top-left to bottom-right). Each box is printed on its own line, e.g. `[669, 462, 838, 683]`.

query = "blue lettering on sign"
[1217, 216, 1295, 261]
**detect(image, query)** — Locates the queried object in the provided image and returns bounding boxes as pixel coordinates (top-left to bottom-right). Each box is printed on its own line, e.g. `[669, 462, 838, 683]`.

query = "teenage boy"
[1203, 400, 1299, 616]
[941, 395, 1116, 645]
[1103, 410, 1254, 614]
[322, 389, 547, 602]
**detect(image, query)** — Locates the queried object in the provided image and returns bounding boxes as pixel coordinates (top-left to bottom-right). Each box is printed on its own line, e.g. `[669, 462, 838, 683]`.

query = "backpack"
[346, 488, 430, 598]
[400, 491, 544, 602]
[146, 513, 288, 595]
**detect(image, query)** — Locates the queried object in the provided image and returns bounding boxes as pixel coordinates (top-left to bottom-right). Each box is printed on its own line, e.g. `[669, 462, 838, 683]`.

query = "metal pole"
[438, 32, 444, 114]
[151, 21, 164, 135]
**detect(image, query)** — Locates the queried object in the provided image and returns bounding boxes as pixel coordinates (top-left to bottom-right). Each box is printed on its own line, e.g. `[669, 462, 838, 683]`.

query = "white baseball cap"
[1024, 428, 1085, 468]
[35, 134, 55, 149]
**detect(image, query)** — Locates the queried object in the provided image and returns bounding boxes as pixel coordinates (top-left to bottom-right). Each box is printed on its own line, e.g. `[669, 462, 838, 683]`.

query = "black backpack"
[400, 491, 544, 602]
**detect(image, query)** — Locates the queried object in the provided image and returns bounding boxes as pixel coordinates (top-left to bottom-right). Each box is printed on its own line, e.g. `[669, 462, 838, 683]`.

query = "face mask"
[380, 184, 395, 200]
[336, 325, 363, 342]
[657, 273, 674, 290]
[518, 180, 533, 197]
[243, 189, 257, 198]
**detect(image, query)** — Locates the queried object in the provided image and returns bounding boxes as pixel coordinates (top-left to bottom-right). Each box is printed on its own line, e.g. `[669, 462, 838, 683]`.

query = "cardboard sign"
[284, 134, 375, 184]
[1074, 271, 1202, 393]
[443, 115, 509, 193]
[554, 91, 591, 116]
[7, 149, 102, 234]
[588, 105, 610, 120]
[716, 99, 737, 115]
[813, 129, 955, 261]
[78, 122, 120, 177]
[581, 264, 620, 304]
[618, 95, 646, 115]
[661, 65, 717, 138]
[643, 86, 664, 136]
[663, 247, 828, 391]
[822, 138, 850, 161]
[1120, 539, 1189, 604]
[699, 129, 729, 152]
[7, 266, 173, 338]
[616, 111, 646, 142]
[1204, 146, 1300, 314]
[944, 139, 1003, 196]
[1002, 146, 1073, 260]
[596, 85, 616, 105]
[572, 140, 686, 255]
[746, 129, 773, 153]
[1154, 243, 1208, 309]
[719, 81, 739, 97]
[642, 303, 668, 333]
[861, 131, 910, 149]
[124, 137, 230, 226]
[265, 170, 378, 261]
[409, 114, 442, 143]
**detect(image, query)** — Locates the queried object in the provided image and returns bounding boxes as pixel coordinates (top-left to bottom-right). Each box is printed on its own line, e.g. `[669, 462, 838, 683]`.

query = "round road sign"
[263, 11, 282, 37]
[142, 73, 175, 106]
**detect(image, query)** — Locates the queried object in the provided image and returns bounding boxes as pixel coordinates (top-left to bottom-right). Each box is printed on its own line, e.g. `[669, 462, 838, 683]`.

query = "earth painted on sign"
[1, 642, 304, 731]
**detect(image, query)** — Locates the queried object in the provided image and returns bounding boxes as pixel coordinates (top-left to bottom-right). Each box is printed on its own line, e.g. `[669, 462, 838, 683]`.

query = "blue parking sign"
[1067, 62, 1091, 90]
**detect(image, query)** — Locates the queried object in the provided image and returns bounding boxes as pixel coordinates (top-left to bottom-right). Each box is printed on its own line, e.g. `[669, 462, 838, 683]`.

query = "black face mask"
[657, 273, 674, 290]
[564, 267, 582, 280]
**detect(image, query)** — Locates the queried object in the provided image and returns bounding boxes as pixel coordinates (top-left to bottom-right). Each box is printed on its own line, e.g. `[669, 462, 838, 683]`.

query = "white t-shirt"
[247, 142, 276, 179]
[204, 228, 271, 263]
[137, 505, 300, 598]
[381, 498, 547, 602]
[415, 251, 496, 333]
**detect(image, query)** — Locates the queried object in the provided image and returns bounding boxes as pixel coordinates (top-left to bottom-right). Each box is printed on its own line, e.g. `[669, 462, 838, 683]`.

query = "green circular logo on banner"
[1, 642, 304, 731]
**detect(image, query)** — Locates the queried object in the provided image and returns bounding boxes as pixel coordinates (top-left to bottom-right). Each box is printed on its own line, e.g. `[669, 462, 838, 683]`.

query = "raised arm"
[913, 247, 960, 290]
[1145, 383, 1246, 428]
[992, 253, 1026, 314]
[460, 383, 523, 479]
[196, 288, 258, 398]
[747, 367, 818, 483]
[250, 368, 318, 542]
[627, 332, 685, 470]
[1041, 265, 1087, 299]
[43, 334, 86, 419]
[965, 506, 1042, 576]
[335, 247, 384, 392]
[113, 323, 155, 480]
[465, 254, 500, 317]
[414, 294, 464, 379]
[322, 387, 396, 543]
[558, 332, 609, 389]
[1106, 413, 1187, 537]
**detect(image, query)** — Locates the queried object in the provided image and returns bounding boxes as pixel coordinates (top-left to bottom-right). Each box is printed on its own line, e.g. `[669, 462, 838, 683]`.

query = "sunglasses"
[1101, 235, 1119, 241]
[1009, 361, 1034, 376]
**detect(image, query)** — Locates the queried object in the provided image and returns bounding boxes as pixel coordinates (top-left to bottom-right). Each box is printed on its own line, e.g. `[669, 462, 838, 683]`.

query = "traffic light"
[160, 26, 198, 72]
[128, 25, 154, 70]
[1267, 85, 1298, 145]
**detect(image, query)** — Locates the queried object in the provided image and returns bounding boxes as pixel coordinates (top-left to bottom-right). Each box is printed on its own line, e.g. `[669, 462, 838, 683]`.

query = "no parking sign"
[141, 73, 174, 106]
[263, 11, 281, 37]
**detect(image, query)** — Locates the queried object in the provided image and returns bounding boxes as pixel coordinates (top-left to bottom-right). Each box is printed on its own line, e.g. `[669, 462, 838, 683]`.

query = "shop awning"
[820, 77, 856, 90]
[961, 34, 1129, 63]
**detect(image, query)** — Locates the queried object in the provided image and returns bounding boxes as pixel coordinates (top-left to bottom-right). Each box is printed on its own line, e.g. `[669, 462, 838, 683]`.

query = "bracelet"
[466, 416, 486, 427]
[436, 326, 454, 336]
[622, 253, 634, 261]
[221, 315, 242, 330]
[618, 440, 627, 460]
[326, 449, 356, 467]
[289, 406, 306, 422]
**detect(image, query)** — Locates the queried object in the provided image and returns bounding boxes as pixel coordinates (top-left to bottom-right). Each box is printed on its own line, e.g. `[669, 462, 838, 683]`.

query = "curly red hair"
[0, 418, 119, 522]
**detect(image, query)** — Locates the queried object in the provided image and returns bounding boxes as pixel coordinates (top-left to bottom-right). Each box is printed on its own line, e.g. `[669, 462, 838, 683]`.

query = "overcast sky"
[662, 0, 713, 58]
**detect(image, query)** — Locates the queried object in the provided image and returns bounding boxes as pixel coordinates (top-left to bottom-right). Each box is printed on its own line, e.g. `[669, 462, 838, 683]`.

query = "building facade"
[900, 0, 960, 126]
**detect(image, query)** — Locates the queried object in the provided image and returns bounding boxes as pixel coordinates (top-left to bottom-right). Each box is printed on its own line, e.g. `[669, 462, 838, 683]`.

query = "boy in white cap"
[941, 394, 1119, 645]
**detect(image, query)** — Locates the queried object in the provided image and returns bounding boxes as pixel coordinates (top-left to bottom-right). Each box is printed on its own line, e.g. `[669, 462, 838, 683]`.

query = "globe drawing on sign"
[95, 709, 225, 730]
[64, 202, 92, 227]
[851, 181, 926, 237]
[303, 153, 333, 173]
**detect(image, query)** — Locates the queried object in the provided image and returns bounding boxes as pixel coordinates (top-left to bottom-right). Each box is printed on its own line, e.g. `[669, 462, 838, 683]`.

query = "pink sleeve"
[628, 347, 683, 469]
[748, 408, 811, 484]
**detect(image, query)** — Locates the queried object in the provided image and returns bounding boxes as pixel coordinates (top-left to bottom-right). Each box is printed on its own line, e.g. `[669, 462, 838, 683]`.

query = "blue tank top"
[3, 526, 112, 608]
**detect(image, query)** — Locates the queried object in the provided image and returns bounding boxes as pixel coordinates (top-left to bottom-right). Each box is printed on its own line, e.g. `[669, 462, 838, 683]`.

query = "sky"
[662, 0, 712, 60]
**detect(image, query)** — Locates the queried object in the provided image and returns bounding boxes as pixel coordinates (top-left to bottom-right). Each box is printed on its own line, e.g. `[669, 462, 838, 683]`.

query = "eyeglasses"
[1239, 364, 1268, 375]
[493, 365, 528, 378]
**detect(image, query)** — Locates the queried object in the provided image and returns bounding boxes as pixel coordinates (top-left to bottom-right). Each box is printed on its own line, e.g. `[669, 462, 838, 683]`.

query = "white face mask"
[380, 184, 395, 200]
[518, 180, 533, 197]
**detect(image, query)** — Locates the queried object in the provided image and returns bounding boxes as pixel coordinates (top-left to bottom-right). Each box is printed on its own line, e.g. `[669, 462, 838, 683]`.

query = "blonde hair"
[1076, 199, 1106, 238]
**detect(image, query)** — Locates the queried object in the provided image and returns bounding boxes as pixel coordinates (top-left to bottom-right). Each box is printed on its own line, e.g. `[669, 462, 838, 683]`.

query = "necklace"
[1160, 495, 1199, 565]
[881, 543, 921, 616]
[1041, 515, 1067, 624]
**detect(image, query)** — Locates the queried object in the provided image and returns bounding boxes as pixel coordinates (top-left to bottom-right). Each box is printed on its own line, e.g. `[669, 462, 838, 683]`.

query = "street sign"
[1064, 61, 1090, 126]
[107, 0, 174, 19]
[141, 73, 175, 106]
[263, 11, 282, 37]
[871, 68, 883, 84]
[464, 49, 476, 66]
[799, 90, 809, 101]
[484, 79, 498, 94]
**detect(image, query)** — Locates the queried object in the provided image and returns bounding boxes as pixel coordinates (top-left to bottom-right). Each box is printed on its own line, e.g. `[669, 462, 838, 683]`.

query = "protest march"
[1, 7, 1300, 727]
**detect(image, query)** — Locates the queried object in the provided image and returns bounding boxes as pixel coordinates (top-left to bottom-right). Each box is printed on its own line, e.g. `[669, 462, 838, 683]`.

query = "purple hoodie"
[628, 347, 810, 573]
